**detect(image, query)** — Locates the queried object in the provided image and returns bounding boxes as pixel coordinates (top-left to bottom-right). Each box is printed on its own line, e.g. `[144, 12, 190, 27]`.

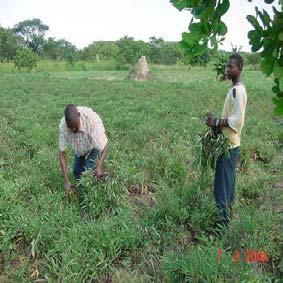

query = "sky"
[0, 0, 280, 51]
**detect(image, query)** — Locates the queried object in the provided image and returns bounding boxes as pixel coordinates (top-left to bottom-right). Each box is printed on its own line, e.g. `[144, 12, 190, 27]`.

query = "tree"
[43, 37, 77, 61]
[116, 36, 149, 66]
[0, 26, 22, 61]
[149, 37, 184, 65]
[42, 37, 60, 60]
[13, 18, 49, 54]
[213, 52, 228, 81]
[14, 48, 38, 71]
[245, 52, 261, 69]
[170, 0, 283, 116]
[81, 41, 119, 61]
[187, 49, 211, 66]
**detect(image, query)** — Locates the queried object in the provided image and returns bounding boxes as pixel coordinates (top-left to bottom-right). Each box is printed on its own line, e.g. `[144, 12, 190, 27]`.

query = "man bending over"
[59, 104, 108, 203]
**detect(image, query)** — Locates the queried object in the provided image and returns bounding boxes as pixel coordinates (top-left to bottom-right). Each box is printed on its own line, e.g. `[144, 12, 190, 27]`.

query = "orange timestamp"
[217, 248, 269, 264]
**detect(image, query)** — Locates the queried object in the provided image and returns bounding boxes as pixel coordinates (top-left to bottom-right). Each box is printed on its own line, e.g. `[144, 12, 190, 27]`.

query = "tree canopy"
[13, 18, 49, 53]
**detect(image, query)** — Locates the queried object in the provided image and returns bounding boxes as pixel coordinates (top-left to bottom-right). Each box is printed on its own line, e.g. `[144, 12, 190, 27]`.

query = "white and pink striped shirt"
[59, 106, 108, 156]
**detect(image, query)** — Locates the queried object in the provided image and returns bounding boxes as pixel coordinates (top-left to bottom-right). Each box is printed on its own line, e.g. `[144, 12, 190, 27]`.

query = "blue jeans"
[73, 148, 100, 208]
[214, 147, 239, 225]
[73, 148, 100, 180]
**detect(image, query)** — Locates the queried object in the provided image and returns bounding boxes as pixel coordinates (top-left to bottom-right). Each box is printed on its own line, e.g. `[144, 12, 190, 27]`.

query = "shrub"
[245, 52, 261, 70]
[13, 48, 37, 71]
[213, 53, 228, 81]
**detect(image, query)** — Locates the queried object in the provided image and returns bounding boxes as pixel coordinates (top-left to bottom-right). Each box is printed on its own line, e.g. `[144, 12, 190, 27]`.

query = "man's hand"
[205, 112, 215, 128]
[64, 181, 73, 193]
[94, 165, 104, 180]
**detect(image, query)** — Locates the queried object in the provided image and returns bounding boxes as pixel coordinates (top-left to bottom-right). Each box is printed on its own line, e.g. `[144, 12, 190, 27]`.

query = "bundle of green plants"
[77, 171, 127, 219]
[195, 128, 230, 173]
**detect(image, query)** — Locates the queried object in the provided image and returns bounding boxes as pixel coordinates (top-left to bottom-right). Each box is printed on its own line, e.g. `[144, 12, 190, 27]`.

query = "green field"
[0, 64, 282, 282]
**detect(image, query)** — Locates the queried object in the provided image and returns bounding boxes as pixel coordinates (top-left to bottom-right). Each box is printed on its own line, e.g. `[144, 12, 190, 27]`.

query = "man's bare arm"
[59, 151, 72, 190]
[95, 144, 109, 178]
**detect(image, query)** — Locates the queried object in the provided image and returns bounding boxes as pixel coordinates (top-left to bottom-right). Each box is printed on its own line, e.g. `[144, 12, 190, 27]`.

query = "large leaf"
[201, 22, 211, 35]
[272, 6, 280, 16]
[200, 0, 216, 20]
[216, 0, 230, 17]
[216, 21, 227, 36]
[170, 0, 188, 11]
[192, 6, 205, 19]
[261, 40, 276, 57]
[256, 10, 270, 27]
[261, 56, 275, 76]
[191, 43, 208, 57]
[182, 32, 201, 46]
[262, 9, 272, 26]
[248, 30, 262, 41]
[251, 40, 264, 52]
[272, 97, 283, 115]
[189, 22, 202, 34]
[246, 15, 262, 31]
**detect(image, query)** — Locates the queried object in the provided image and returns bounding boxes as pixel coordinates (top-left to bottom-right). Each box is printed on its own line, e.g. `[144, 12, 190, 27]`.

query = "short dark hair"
[64, 104, 78, 126]
[229, 53, 244, 71]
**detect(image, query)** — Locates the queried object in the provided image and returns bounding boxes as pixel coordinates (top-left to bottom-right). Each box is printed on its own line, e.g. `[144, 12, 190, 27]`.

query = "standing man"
[59, 104, 108, 202]
[205, 54, 247, 229]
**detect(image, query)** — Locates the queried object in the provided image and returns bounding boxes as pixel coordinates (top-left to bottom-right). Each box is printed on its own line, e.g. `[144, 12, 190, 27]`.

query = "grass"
[0, 61, 282, 282]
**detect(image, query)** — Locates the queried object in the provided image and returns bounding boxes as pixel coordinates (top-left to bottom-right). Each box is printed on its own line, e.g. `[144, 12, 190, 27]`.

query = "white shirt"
[59, 106, 108, 156]
[221, 83, 247, 148]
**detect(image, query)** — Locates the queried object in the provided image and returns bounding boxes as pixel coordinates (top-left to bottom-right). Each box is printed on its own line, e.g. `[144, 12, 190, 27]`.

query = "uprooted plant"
[194, 129, 230, 177]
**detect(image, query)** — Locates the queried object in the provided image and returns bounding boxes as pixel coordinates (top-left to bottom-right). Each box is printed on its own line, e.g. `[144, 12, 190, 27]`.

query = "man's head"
[226, 53, 243, 81]
[64, 104, 80, 133]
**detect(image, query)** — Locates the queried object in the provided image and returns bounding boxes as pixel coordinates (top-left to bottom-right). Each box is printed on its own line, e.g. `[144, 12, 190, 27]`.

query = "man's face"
[67, 113, 80, 133]
[226, 59, 241, 80]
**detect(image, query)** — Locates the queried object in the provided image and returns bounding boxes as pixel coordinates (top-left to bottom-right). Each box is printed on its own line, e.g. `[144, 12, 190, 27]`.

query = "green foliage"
[13, 18, 49, 54]
[0, 26, 22, 62]
[171, 0, 230, 60]
[116, 36, 149, 66]
[43, 37, 77, 61]
[13, 48, 38, 71]
[147, 182, 216, 235]
[44, 210, 141, 281]
[148, 37, 184, 65]
[195, 129, 230, 172]
[244, 51, 262, 69]
[171, 0, 283, 116]
[80, 41, 119, 61]
[247, 5, 283, 115]
[78, 172, 127, 218]
[213, 52, 229, 81]
[189, 50, 211, 66]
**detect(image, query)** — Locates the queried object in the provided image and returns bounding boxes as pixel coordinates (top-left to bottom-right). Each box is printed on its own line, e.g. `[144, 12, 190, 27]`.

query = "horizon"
[0, 0, 281, 52]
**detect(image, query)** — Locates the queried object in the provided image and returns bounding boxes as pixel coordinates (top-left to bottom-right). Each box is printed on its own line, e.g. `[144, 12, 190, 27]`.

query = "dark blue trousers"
[214, 147, 239, 225]
[73, 148, 100, 207]
[73, 148, 100, 180]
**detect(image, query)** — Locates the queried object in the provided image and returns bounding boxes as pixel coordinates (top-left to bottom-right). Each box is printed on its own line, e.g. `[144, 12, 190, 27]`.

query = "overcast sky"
[0, 0, 280, 51]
